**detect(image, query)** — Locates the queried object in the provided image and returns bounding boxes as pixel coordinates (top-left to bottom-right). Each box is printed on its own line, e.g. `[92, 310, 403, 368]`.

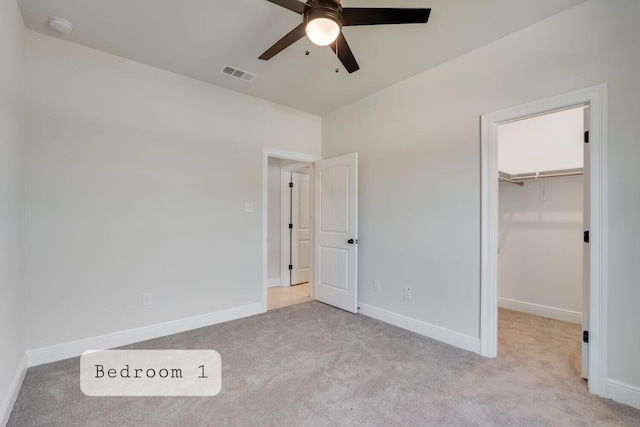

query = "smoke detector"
[49, 16, 73, 34]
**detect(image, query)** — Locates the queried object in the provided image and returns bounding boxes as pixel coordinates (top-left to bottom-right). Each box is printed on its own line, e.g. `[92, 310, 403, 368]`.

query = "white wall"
[498, 177, 583, 322]
[0, 0, 25, 422]
[25, 31, 321, 351]
[322, 0, 640, 393]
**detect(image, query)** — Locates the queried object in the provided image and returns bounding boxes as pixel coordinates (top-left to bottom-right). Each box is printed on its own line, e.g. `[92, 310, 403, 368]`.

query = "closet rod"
[513, 170, 583, 181]
[498, 177, 524, 186]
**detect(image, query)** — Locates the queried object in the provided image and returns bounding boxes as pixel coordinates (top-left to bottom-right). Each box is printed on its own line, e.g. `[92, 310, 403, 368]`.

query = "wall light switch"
[403, 287, 412, 300]
[374, 280, 381, 292]
[244, 202, 254, 213]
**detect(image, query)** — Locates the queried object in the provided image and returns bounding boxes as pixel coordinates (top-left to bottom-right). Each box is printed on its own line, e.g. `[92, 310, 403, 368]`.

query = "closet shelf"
[499, 168, 583, 186]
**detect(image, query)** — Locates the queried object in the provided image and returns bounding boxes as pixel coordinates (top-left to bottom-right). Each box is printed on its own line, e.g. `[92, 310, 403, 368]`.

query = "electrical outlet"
[244, 202, 254, 213]
[142, 292, 152, 306]
[374, 279, 381, 292]
[403, 287, 412, 300]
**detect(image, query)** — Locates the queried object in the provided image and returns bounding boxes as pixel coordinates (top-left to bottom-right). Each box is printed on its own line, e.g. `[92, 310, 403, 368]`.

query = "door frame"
[280, 163, 313, 287]
[479, 84, 608, 396]
[262, 147, 322, 312]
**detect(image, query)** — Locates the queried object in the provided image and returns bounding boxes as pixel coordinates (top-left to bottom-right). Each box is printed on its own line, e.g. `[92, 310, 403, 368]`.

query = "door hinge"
[584, 230, 590, 243]
[584, 130, 590, 143]
[583, 331, 589, 343]
[288, 264, 293, 270]
[289, 223, 293, 229]
[289, 182, 293, 188]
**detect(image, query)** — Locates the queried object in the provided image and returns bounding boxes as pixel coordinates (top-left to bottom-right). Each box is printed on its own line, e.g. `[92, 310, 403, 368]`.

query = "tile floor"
[267, 282, 311, 310]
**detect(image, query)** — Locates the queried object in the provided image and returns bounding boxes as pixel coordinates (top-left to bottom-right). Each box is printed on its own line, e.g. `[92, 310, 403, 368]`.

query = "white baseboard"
[358, 303, 480, 354]
[26, 303, 262, 367]
[267, 277, 282, 288]
[0, 354, 27, 427]
[607, 379, 640, 410]
[498, 297, 582, 324]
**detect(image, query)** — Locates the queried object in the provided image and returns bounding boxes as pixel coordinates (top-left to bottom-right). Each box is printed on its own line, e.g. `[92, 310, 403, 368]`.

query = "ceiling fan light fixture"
[306, 17, 340, 46]
[259, 0, 431, 74]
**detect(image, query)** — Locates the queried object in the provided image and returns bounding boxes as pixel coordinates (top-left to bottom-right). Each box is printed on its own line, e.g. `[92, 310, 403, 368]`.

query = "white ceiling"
[18, 0, 585, 115]
[499, 107, 585, 175]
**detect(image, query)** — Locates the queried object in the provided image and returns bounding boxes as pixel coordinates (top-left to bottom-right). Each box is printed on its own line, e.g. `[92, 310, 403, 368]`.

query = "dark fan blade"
[330, 33, 360, 74]
[265, 0, 306, 14]
[342, 8, 431, 26]
[259, 23, 306, 60]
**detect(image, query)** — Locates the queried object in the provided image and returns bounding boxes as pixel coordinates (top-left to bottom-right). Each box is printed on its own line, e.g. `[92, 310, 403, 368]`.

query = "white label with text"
[80, 350, 221, 396]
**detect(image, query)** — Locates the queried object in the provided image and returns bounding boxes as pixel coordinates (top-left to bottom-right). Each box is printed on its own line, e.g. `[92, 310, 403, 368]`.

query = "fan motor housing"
[304, 0, 343, 28]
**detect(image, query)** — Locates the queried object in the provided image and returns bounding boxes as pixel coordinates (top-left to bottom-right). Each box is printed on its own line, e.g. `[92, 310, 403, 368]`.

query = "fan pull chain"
[335, 39, 339, 73]
[305, 36, 310, 56]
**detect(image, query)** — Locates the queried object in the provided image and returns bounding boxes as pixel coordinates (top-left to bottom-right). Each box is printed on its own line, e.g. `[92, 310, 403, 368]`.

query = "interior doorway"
[497, 106, 587, 378]
[266, 157, 313, 310]
[262, 148, 360, 315]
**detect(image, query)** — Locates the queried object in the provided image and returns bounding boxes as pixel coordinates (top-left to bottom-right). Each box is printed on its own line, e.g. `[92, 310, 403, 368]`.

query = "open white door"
[582, 106, 590, 379]
[314, 153, 358, 313]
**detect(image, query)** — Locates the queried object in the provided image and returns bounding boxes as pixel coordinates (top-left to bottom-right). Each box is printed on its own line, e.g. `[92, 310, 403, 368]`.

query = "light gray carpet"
[8, 302, 640, 426]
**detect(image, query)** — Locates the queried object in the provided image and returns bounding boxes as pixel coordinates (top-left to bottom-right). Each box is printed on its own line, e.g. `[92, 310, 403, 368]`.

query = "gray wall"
[322, 0, 640, 390]
[499, 177, 583, 321]
[24, 31, 321, 350]
[0, 0, 25, 421]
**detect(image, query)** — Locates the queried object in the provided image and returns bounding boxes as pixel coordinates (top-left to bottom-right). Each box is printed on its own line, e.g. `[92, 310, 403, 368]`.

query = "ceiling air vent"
[220, 65, 257, 83]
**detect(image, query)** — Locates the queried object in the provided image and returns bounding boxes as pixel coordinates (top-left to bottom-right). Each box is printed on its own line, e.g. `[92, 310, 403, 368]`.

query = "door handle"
[347, 239, 358, 244]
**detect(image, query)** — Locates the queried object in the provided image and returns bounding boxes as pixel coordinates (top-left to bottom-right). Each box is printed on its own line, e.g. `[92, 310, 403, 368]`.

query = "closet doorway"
[480, 85, 607, 395]
[497, 106, 588, 378]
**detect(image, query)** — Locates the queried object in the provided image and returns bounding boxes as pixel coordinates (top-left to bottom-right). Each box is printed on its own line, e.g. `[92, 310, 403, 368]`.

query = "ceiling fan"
[259, 0, 431, 73]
